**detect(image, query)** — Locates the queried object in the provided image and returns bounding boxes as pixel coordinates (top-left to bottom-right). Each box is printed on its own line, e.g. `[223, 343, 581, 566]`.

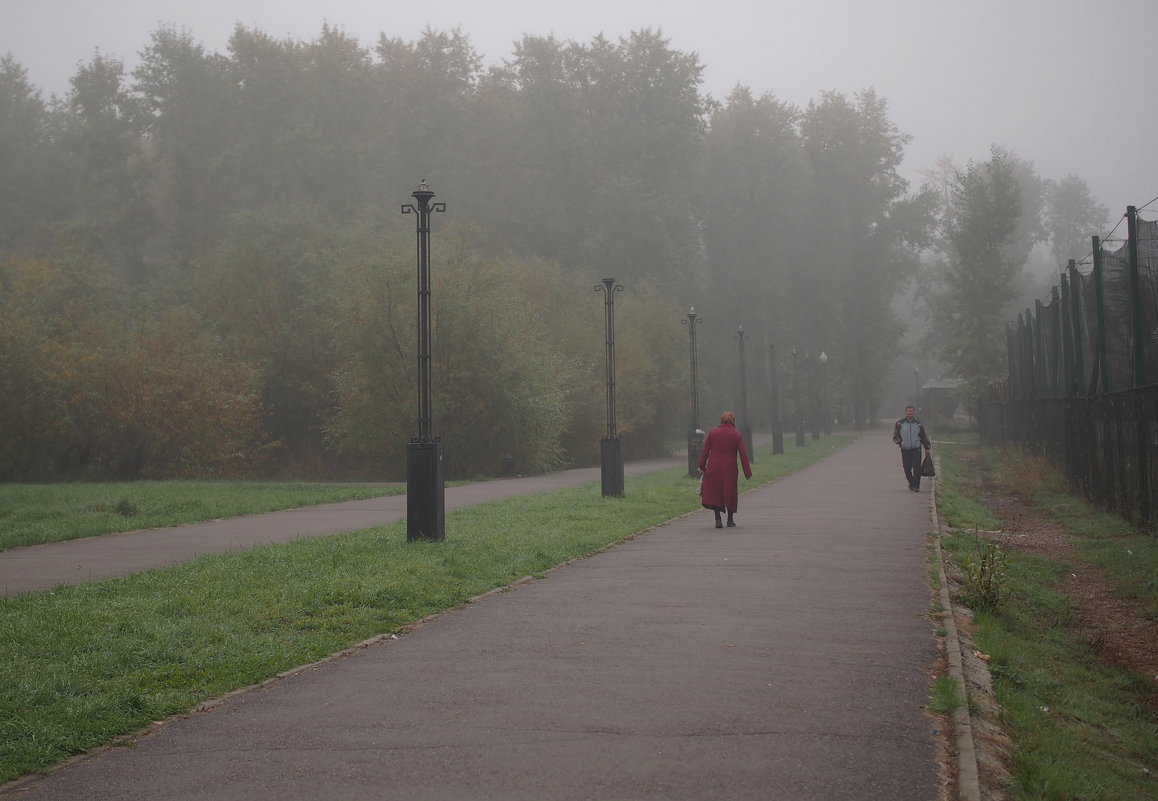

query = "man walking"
[892, 405, 931, 492]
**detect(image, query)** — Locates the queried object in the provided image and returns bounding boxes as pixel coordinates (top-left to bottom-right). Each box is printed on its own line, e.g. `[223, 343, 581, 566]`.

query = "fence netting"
[983, 206, 1157, 527]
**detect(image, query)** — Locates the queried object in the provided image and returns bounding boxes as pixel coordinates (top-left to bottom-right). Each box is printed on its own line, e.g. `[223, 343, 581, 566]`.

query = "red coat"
[697, 422, 752, 512]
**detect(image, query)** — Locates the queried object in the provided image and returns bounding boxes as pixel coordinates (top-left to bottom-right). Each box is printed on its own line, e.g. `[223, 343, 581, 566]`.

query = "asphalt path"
[3, 430, 940, 800]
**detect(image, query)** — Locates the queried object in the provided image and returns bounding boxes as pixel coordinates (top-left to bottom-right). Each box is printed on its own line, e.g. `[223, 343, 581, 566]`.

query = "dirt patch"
[956, 447, 1158, 682]
[937, 446, 1158, 800]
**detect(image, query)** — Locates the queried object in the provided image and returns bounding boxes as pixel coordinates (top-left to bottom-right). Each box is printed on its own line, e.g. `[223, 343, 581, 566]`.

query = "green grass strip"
[0, 436, 852, 783]
[0, 482, 405, 550]
[937, 445, 1158, 801]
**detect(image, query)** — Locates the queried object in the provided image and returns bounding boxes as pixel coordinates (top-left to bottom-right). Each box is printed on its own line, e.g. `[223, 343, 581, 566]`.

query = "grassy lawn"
[935, 437, 1158, 801]
[0, 482, 405, 550]
[0, 435, 852, 783]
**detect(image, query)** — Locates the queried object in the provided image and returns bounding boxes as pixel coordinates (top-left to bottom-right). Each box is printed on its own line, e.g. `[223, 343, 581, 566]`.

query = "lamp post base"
[406, 440, 445, 542]
[600, 437, 625, 497]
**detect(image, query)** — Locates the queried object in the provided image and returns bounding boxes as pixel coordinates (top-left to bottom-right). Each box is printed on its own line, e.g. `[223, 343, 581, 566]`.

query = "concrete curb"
[928, 447, 982, 801]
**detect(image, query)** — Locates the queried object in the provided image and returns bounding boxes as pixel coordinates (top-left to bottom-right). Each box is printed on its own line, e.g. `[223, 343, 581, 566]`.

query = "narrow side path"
[6, 430, 939, 801]
[0, 456, 682, 597]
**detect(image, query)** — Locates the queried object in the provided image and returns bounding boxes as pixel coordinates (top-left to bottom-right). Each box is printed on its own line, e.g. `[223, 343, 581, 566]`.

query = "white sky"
[2, 0, 1155, 218]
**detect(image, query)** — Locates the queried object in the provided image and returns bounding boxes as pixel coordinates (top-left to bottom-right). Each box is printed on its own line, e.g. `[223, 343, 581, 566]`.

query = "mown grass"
[936, 440, 1158, 801]
[0, 435, 852, 783]
[0, 482, 405, 550]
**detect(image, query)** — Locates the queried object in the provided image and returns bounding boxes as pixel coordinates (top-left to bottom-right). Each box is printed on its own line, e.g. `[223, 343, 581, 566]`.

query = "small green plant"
[928, 674, 963, 715]
[960, 541, 1008, 611]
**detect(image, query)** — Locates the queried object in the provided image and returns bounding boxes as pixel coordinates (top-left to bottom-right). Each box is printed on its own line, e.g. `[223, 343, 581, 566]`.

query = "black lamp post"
[819, 351, 830, 435]
[401, 180, 446, 542]
[596, 278, 624, 497]
[769, 344, 784, 454]
[914, 364, 921, 409]
[735, 326, 754, 463]
[809, 351, 819, 441]
[792, 346, 805, 446]
[683, 308, 704, 477]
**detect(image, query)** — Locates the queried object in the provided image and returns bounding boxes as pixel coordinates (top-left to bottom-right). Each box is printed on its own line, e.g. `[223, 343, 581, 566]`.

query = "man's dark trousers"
[902, 448, 923, 490]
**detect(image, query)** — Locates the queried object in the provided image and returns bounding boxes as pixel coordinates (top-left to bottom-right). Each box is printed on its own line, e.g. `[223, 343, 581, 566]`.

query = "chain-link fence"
[979, 205, 1158, 527]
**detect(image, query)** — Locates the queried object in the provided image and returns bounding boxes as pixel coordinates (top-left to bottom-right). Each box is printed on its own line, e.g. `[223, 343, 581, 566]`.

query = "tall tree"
[924, 146, 1024, 399]
[1043, 174, 1110, 265]
[372, 28, 482, 201]
[579, 30, 707, 282]
[131, 26, 232, 269]
[798, 90, 924, 426]
[0, 56, 71, 252]
[482, 29, 707, 280]
[694, 86, 806, 421]
[61, 53, 153, 278]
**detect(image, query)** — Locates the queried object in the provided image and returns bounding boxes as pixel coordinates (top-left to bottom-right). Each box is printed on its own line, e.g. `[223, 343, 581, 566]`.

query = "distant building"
[919, 378, 968, 424]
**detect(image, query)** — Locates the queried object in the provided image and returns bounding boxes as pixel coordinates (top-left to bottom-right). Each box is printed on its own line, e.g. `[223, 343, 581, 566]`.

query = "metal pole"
[1127, 206, 1145, 388]
[1019, 312, 1028, 400]
[1125, 205, 1151, 523]
[1026, 308, 1038, 400]
[1092, 236, 1109, 394]
[1042, 298, 1051, 398]
[597, 279, 624, 438]
[736, 326, 754, 462]
[596, 279, 624, 497]
[1051, 285, 1062, 397]
[683, 308, 704, 477]
[1006, 323, 1018, 402]
[809, 352, 819, 440]
[1067, 261, 1085, 397]
[769, 344, 784, 454]
[1060, 272, 1074, 396]
[792, 346, 805, 446]
[401, 180, 447, 542]
[820, 351, 830, 435]
[402, 180, 446, 443]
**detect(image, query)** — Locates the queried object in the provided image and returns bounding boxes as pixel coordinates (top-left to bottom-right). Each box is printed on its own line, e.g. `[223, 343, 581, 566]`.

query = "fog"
[3, 0, 1155, 211]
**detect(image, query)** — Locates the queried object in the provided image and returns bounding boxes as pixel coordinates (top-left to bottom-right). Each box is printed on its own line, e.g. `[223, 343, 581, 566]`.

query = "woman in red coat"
[697, 411, 753, 528]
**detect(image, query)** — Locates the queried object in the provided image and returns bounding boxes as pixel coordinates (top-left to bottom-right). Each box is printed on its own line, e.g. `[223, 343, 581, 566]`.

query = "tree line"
[0, 24, 1108, 480]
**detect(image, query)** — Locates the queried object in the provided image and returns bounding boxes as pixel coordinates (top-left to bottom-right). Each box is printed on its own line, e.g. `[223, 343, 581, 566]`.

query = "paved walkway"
[3, 430, 940, 800]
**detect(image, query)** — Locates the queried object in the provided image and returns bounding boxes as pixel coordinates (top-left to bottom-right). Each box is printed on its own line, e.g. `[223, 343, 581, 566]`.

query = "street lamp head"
[411, 179, 435, 205]
[819, 351, 828, 364]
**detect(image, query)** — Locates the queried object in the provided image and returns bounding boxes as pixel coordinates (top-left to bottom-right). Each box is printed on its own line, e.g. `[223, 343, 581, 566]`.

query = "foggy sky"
[3, 0, 1155, 220]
